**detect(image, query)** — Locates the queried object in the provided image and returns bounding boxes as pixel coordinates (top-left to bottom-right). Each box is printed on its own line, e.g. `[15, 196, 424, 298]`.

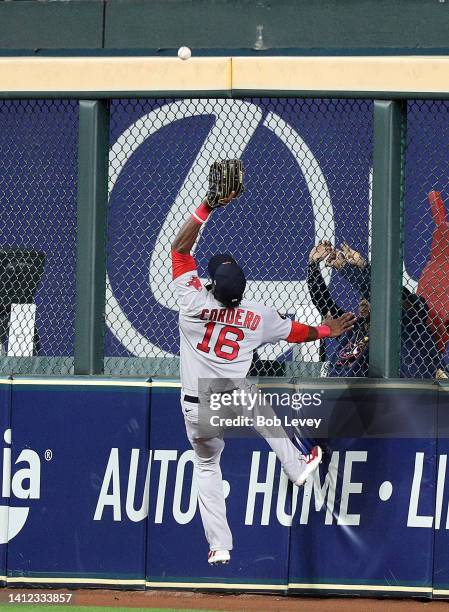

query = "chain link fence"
[402, 100, 449, 379]
[2, 96, 446, 380]
[0, 100, 78, 375]
[105, 98, 373, 378]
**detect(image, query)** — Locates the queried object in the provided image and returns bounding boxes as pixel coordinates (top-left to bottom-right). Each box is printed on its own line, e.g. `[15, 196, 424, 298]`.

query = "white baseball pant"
[181, 390, 305, 552]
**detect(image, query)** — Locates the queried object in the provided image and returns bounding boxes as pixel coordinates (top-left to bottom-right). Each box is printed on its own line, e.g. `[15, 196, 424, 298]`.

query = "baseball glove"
[206, 159, 244, 208]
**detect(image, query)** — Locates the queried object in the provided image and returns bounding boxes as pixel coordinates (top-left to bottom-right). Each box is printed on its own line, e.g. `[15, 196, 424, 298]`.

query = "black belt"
[184, 390, 237, 404]
[184, 394, 199, 403]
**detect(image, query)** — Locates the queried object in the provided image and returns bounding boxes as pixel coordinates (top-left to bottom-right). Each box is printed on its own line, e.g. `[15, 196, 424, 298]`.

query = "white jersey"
[173, 259, 291, 395]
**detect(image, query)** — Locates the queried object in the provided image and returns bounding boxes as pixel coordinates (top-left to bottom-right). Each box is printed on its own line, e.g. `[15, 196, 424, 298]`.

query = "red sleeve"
[286, 320, 312, 343]
[171, 250, 197, 280]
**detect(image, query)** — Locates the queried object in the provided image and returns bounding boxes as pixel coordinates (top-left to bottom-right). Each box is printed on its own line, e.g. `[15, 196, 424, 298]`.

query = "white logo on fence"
[106, 99, 335, 360]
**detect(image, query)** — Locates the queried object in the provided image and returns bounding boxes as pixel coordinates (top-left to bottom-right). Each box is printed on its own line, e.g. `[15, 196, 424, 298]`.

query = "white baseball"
[177, 46, 192, 61]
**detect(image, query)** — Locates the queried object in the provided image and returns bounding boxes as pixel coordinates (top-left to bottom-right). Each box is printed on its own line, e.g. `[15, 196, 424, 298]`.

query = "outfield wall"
[0, 377, 449, 598]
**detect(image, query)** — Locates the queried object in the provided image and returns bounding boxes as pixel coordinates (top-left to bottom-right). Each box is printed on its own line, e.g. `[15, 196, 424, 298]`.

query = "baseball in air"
[178, 46, 192, 60]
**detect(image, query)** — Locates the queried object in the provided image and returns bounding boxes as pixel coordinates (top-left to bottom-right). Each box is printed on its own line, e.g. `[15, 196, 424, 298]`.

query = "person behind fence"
[417, 192, 449, 373]
[307, 241, 441, 378]
[171, 159, 356, 566]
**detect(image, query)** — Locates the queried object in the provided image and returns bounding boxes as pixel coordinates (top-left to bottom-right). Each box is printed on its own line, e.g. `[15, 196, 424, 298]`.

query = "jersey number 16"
[197, 322, 245, 361]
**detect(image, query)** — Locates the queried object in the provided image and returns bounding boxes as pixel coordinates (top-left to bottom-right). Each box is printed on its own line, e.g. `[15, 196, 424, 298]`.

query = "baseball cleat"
[208, 550, 231, 565]
[295, 445, 323, 487]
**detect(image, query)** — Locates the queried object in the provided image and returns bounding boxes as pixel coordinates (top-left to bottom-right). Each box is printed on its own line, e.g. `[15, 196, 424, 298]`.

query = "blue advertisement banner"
[6, 379, 150, 587]
[0, 379, 11, 586]
[289, 437, 436, 597]
[1, 377, 449, 599]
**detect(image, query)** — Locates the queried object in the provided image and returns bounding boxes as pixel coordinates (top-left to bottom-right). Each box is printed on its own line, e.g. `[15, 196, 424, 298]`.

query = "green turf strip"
[0, 606, 219, 612]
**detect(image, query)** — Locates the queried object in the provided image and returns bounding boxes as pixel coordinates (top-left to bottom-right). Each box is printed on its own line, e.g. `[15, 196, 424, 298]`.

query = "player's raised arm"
[171, 159, 243, 255]
[171, 159, 244, 281]
[171, 198, 214, 255]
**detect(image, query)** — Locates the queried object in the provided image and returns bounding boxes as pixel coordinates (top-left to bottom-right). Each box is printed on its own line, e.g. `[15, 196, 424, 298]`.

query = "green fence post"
[74, 100, 109, 375]
[369, 100, 405, 378]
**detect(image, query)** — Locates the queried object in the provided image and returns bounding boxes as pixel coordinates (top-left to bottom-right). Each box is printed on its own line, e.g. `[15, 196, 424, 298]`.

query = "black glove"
[206, 159, 244, 208]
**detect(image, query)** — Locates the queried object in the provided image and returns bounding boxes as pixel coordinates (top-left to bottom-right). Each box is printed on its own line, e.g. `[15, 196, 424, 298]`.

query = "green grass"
[0, 606, 218, 612]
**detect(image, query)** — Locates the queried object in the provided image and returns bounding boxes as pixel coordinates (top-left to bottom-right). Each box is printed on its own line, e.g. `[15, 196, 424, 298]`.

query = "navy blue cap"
[208, 254, 246, 307]
[208, 253, 236, 278]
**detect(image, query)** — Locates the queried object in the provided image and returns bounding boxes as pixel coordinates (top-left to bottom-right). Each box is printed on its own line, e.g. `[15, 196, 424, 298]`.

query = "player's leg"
[265, 436, 322, 486]
[182, 399, 232, 563]
[247, 386, 322, 486]
[190, 434, 233, 560]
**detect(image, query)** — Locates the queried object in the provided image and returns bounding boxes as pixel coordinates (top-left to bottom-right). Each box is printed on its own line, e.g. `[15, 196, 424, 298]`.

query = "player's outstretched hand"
[323, 312, 357, 338]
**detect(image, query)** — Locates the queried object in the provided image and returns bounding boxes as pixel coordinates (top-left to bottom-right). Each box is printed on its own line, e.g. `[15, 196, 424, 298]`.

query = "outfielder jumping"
[171, 160, 356, 565]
